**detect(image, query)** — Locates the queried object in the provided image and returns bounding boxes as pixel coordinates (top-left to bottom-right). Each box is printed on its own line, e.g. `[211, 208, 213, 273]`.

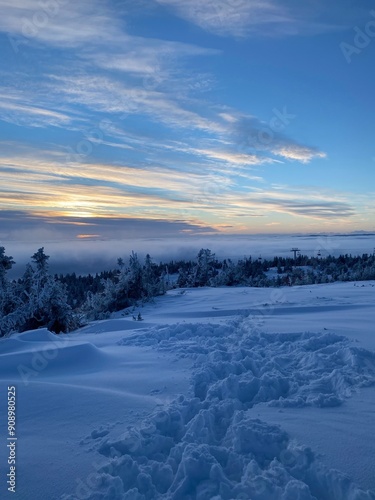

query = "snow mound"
[0, 329, 60, 354]
[66, 399, 375, 499]
[15, 328, 60, 342]
[0, 337, 110, 377]
[119, 320, 375, 408]
[63, 316, 375, 499]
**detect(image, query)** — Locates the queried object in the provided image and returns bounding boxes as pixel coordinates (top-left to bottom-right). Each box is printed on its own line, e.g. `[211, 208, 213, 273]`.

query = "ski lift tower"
[290, 248, 300, 261]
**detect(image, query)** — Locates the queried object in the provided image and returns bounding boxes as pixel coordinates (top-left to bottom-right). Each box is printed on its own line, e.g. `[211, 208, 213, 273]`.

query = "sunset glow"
[0, 0, 374, 246]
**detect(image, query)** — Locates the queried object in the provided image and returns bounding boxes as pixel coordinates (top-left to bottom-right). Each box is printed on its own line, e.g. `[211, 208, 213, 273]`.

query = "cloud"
[214, 188, 356, 221]
[48, 74, 224, 134]
[272, 145, 326, 163]
[0, 151, 241, 223]
[0, 0, 341, 236]
[264, 199, 355, 219]
[0, 148, 356, 229]
[0, 0, 124, 48]
[0, 210, 217, 243]
[155, 0, 287, 37]
[191, 148, 274, 166]
[1, 210, 222, 276]
[232, 115, 326, 163]
[5, 230, 374, 280]
[0, 84, 90, 130]
[89, 36, 218, 76]
[154, 0, 341, 38]
[0, 0, 221, 131]
[0, 0, 326, 167]
[0, 96, 72, 128]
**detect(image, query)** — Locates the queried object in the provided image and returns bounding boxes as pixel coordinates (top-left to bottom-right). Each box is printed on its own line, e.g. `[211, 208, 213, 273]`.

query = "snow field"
[1, 282, 374, 499]
[67, 305, 375, 499]
[0, 330, 190, 499]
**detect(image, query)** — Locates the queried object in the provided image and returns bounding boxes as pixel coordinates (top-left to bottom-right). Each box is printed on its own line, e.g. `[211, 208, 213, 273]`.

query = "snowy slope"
[0, 329, 191, 499]
[0, 282, 374, 499]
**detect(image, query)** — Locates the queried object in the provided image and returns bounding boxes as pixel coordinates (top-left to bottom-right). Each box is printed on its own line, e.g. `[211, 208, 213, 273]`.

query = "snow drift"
[63, 313, 375, 499]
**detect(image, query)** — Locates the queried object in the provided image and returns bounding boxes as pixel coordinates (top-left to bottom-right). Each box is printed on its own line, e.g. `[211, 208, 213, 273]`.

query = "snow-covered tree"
[191, 249, 216, 287]
[177, 267, 190, 288]
[19, 248, 78, 333]
[0, 247, 14, 287]
[0, 247, 19, 336]
[127, 251, 143, 299]
[211, 258, 237, 286]
[81, 252, 166, 319]
[143, 254, 161, 299]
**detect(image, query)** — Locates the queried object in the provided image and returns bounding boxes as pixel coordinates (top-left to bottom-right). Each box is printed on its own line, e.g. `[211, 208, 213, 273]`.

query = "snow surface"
[0, 282, 374, 499]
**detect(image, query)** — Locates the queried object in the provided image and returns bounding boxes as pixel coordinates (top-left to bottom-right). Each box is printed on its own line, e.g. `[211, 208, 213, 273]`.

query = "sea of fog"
[5, 232, 375, 277]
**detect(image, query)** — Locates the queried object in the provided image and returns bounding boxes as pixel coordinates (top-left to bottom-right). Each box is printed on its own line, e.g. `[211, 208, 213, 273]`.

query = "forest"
[1, 246, 375, 337]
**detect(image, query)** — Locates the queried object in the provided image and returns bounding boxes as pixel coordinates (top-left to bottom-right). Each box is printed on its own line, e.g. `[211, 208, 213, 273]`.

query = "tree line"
[1, 246, 375, 337]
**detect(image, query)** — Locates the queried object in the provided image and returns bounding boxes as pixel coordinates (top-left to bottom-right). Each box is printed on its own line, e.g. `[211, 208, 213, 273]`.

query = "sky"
[0, 0, 375, 261]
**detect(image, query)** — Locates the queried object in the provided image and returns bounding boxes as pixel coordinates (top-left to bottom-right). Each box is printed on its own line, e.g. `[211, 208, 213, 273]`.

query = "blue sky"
[0, 0, 374, 247]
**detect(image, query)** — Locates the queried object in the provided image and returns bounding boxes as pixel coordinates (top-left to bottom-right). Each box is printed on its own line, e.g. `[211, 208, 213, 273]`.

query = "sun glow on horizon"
[0, 0, 373, 243]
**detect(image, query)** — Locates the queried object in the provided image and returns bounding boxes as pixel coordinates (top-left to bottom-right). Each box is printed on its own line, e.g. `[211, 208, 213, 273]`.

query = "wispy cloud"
[0, 97, 72, 128]
[232, 115, 326, 163]
[48, 74, 224, 134]
[154, 0, 341, 38]
[0, 210, 216, 245]
[0, 0, 326, 165]
[272, 145, 326, 163]
[0, 85, 88, 129]
[0, 0, 124, 48]
[0, 149, 357, 229]
[1, 0, 354, 239]
[191, 148, 274, 166]
[89, 35, 218, 76]
[201, 188, 356, 221]
[3, 68, 322, 168]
